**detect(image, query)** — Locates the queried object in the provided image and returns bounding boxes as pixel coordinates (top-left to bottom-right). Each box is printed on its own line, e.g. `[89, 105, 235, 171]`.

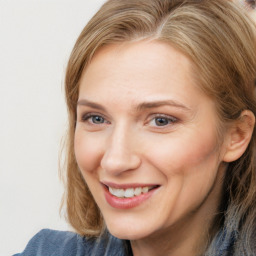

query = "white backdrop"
[0, 1, 105, 255]
[0, 1, 255, 256]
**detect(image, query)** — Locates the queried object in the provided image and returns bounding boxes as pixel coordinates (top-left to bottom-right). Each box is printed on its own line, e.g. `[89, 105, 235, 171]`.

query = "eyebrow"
[77, 99, 107, 111]
[136, 100, 191, 111]
[77, 99, 191, 112]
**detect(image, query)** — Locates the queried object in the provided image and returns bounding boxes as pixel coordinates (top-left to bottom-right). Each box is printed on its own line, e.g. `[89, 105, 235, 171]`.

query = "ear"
[223, 110, 255, 163]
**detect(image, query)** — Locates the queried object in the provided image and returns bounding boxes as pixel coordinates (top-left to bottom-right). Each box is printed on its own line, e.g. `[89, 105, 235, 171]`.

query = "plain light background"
[1, 1, 255, 256]
[0, 1, 105, 255]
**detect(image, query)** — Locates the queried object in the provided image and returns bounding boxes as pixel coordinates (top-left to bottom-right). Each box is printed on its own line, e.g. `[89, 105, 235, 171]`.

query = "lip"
[102, 181, 158, 189]
[102, 182, 160, 209]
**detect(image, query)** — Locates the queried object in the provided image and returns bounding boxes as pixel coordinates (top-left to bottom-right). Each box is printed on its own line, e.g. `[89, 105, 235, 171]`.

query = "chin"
[105, 219, 155, 240]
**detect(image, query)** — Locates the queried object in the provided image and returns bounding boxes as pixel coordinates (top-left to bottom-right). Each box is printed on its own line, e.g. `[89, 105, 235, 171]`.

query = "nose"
[100, 125, 141, 176]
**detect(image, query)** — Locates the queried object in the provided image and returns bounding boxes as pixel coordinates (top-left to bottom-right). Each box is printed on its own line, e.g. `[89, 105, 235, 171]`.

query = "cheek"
[146, 129, 220, 177]
[74, 129, 104, 173]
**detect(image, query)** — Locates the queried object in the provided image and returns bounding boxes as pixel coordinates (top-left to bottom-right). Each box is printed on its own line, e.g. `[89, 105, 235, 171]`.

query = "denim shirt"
[14, 228, 235, 256]
[13, 229, 132, 256]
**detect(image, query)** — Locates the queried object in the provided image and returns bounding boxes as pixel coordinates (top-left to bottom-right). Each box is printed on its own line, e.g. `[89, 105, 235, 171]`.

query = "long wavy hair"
[62, 0, 256, 254]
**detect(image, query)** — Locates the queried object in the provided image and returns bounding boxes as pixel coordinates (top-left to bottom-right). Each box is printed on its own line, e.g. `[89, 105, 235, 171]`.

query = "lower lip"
[103, 186, 158, 209]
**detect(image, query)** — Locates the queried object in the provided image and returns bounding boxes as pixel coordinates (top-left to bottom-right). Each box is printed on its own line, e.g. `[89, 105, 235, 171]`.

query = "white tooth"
[109, 187, 124, 198]
[134, 187, 142, 196]
[109, 186, 151, 198]
[115, 188, 125, 198]
[142, 187, 149, 193]
[124, 188, 134, 198]
[109, 187, 115, 195]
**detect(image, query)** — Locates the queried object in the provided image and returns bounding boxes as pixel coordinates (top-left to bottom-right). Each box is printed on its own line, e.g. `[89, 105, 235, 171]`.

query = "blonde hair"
[63, 0, 256, 254]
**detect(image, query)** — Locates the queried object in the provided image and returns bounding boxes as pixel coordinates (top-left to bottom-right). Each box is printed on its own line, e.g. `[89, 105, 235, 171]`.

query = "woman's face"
[75, 41, 228, 240]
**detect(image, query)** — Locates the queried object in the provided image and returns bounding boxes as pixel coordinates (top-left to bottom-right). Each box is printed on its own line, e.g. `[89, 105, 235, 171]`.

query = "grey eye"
[91, 116, 105, 124]
[155, 117, 170, 126]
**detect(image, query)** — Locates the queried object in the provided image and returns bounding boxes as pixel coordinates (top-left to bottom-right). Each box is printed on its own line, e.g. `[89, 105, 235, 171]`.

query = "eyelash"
[80, 113, 109, 125]
[80, 112, 178, 128]
[147, 114, 178, 127]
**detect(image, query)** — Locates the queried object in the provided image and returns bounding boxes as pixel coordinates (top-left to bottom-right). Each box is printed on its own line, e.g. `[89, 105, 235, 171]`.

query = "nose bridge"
[101, 121, 141, 175]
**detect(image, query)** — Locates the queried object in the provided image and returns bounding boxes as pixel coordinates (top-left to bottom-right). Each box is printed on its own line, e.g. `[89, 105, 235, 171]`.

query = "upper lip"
[101, 181, 160, 189]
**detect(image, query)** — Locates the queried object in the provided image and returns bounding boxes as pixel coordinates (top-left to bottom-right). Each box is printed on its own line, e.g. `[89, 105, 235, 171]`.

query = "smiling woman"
[14, 0, 256, 256]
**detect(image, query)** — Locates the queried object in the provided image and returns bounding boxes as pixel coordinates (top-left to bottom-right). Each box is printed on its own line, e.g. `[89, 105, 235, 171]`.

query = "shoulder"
[12, 229, 85, 256]
[13, 229, 131, 256]
[13, 229, 86, 256]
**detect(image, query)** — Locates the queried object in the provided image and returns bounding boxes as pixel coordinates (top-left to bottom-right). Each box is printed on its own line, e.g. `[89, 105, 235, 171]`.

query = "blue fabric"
[214, 228, 237, 256]
[13, 228, 235, 256]
[13, 229, 132, 256]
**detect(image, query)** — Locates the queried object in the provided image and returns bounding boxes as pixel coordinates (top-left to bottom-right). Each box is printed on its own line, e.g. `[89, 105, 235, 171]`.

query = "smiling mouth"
[102, 183, 160, 209]
[107, 185, 159, 198]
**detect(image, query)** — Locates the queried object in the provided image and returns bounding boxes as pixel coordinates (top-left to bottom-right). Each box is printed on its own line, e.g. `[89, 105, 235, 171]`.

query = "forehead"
[79, 41, 209, 111]
[82, 40, 194, 82]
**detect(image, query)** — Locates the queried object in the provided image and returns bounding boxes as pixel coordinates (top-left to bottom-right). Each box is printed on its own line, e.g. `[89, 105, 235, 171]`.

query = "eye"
[148, 115, 177, 127]
[155, 117, 170, 126]
[81, 113, 109, 125]
[90, 115, 105, 124]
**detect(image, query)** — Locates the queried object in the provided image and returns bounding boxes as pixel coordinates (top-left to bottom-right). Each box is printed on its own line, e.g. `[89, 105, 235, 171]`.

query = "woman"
[15, 0, 256, 255]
